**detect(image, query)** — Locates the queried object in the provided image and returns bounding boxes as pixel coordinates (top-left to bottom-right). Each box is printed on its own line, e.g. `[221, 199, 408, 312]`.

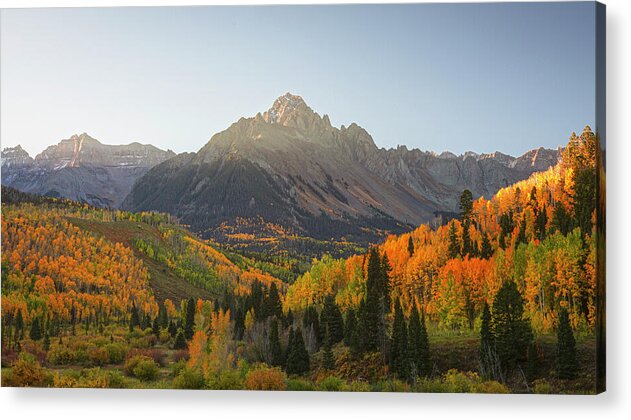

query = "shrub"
[87, 347, 109, 366]
[206, 369, 244, 390]
[4, 353, 51, 387]
[244, 365, 287, 391]
[377, 379, 410, 392]
[348, 380, 371, 392]
[124, 355, 152, 376]
[47, 345, 79, 365]
[532, 379, 554, 394]
[173, 367, 205, 389]
[159, 330, 171, 344]
[105, 343, 128, 364]
[133, 359, 160, 382]
[76, 368, 110, 388]
[317, 376, 347, 391]
[53, 372, 79, 388]
[171, 349, 189, 363]
[287, 378, 316, 391]
[127, 348, 166, 366]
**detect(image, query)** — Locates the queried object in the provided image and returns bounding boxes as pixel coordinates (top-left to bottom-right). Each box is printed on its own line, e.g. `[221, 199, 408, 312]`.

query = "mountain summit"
[261, 92, 332, 131]
[123, 94, 560, 243]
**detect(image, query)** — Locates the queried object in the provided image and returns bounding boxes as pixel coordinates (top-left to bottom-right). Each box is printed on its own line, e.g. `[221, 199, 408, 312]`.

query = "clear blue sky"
[1, 2, 596, 157]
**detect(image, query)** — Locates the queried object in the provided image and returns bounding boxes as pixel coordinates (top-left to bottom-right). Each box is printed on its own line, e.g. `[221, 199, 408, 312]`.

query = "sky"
[1, 2, 597, 157]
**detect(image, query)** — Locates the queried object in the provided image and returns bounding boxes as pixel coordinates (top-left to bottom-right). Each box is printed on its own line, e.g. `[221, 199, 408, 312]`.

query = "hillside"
[285, 126, 599, 336]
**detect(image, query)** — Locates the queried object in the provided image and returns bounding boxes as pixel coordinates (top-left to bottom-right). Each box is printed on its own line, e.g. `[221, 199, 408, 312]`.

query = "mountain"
[123, 93, 561, 243]
[1, 133, 175, 208]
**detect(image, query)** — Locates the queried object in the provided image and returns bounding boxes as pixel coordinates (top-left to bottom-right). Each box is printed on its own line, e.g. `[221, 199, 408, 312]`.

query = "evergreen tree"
[173, 329, 187, 350]
[359, 248, 385, 353]
[286, 327, 310, 375]
[516, 216, 528, 246]
[43, 331, 50, 351]
[389, 299, 409, 380]
[184, 297, 196, 339]
[29, 317, 42, 341]
[461, 220, 473, 256]
[556, 308, 579, 379]
[302, 306, 321, 347]
[526, 341, 539, 381]
[152, 317, 160, 336]
[418, 311, 431, 377]
[344, 308, 357, 347]
[322, 326, 335, 371]
[321, 294, 344, 344]
[459, 189, 474, 221]
[129, 302, 140, 332]
[480, 233, 493, 259]
[14, 309, 24, 344]
[492, 281, 533, 374]
[168, 320, 177, 337]
[479, 302, 497, 379]
[380, 253, 392, 312]
[269, 317, 283, 367]
[233, 307, 245, 341]
[448, 222, 460, 259]
[263, 283, 283, 320]
[285, 327, 295, 367]
[284, 309, 294, 329]
[407, 235, 415, 257]
[407, 305, 425, 380]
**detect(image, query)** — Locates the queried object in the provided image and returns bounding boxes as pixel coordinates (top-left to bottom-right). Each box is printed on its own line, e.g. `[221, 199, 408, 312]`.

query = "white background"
[0, 1, 628, 419]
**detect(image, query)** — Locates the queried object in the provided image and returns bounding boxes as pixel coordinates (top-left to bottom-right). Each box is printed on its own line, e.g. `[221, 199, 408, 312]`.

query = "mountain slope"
[1, 133, 175, 208]
[124, 93, 560, 243]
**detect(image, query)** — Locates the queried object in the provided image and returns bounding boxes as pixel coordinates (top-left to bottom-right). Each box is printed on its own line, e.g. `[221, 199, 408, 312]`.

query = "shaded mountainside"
[124, 93, 560, 243]
[1, 133, 175, 208]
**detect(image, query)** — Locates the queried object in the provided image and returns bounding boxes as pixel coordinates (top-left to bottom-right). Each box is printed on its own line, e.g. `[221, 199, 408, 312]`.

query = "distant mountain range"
[121, 93, 561, 241]
[1, 134, 175, 208]
[2, 93, 561, 242]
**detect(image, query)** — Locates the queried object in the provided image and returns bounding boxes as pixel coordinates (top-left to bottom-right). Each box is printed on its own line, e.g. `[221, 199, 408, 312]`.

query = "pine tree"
[380, 253, 392, 312]
[29, 317, 42, 341]
[407, 305, 422, 380]
[344, 308, 357, 347]
[492, 281, 533, 374]
[479, 302, 496, 378]
[480, 233, 493, 259]
[460, 189, 474, 221]
[152, 317, 160, 336]
[448, 222, 460, 259]
[321, 294, 344, 344]
[263, 283, 283, 320]
[556, 308, 579, 379]
[418, 311, 431, 377]
[286, 327, 310, 375]
[360, 248, 384, 353]
[129, 302, 140, 332]
[461, 220, 472, 256]
[269, 318, 283, 367]
[516, 216, 528, 246]
[407, 235, 415, 257]
[322, 326, 335, 371]
[389, 299, 409, 380]
[302, 306, 321, 347]
[184, 297, 196, 339]
[285, 327, 295, 367]
[173, 329, 187, 350]
[43, 331, 50, 351]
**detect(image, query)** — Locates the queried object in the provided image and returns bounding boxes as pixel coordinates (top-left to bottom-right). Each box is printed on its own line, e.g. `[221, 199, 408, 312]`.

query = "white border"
[1, 1, 629, 419]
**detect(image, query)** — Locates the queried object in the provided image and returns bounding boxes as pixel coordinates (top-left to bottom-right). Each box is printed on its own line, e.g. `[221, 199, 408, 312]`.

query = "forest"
[1, 127, 601, 393]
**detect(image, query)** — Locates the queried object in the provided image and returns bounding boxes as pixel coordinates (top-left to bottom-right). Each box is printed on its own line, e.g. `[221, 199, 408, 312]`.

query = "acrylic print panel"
[0, 1, 605, 394]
